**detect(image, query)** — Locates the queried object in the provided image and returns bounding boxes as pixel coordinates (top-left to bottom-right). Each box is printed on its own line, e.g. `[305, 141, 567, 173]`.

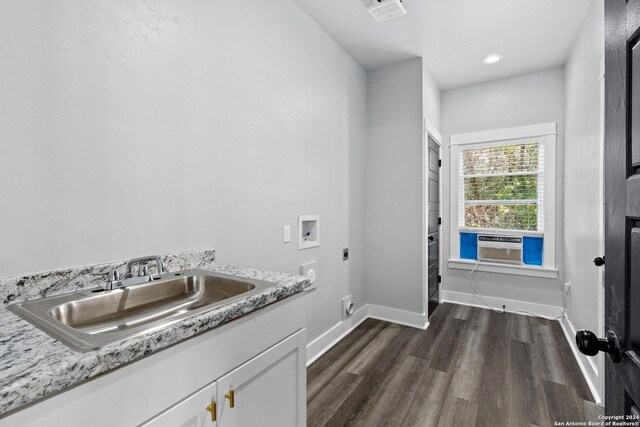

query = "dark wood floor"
[307, 303, 603, 427]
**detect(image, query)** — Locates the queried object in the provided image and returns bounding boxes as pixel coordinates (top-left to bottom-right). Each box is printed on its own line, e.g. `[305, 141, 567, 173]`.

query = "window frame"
[449, 122, 557, 275]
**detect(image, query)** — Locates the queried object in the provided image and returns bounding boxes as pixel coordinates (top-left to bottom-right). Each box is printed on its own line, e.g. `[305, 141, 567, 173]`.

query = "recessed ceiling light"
[483, 54, 503, 65]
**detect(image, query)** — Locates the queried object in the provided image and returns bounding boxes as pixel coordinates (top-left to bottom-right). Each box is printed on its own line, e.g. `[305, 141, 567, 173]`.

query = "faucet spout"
[103, 255, 165, 291]
[125, 255, 164, 278]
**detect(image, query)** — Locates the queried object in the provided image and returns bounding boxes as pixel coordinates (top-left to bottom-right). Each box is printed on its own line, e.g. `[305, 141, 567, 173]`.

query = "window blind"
[459, 142, 544, 231]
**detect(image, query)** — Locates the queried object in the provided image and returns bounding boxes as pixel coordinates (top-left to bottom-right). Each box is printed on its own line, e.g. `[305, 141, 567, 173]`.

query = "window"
[460, 142, 543, 232]
[449, 123, 557, 276]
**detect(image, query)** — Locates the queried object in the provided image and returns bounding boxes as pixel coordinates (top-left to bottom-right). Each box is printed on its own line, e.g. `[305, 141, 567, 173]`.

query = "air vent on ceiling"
[368, 0, 406, 23]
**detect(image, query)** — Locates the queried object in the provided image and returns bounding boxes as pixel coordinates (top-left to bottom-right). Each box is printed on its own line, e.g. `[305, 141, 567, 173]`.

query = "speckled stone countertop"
[0, 250, 310, 416]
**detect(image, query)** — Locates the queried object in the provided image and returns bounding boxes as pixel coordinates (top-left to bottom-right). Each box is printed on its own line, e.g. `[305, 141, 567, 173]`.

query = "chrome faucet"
[104, 255, 165, 291]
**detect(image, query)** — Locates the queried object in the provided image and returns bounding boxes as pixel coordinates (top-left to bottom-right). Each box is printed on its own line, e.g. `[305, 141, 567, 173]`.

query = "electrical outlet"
[564, 281, 572, 295]
[283, 226, 291, 243]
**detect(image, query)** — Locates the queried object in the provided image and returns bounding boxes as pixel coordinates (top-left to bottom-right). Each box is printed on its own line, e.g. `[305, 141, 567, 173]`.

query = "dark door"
[577, 0, 640, 417]
[427, 135, 440, 318]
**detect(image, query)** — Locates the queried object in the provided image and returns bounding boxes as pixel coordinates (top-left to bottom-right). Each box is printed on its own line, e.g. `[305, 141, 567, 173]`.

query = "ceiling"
[292, 0, 591, 90]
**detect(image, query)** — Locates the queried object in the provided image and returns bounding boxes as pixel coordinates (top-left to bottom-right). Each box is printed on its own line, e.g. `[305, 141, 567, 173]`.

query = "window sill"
[448, 258, 558, 279]
[458, 227, 543, 237]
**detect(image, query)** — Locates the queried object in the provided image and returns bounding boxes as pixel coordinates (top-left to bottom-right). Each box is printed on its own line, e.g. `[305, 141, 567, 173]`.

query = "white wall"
[0, 0, 367, 344]
[562, 0, 605, 402]
[366, 58, 426, 317]
[423, 62, 442, 131]
[440, 68, 565, 309]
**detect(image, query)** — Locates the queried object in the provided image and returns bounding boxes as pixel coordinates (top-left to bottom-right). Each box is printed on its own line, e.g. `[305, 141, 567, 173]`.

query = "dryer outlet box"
[342, 295, 355, 320]
[300, 261, 317, 285]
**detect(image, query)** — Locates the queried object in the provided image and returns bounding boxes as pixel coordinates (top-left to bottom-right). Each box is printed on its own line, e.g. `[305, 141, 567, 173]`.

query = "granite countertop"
[0, 250, 310, 416]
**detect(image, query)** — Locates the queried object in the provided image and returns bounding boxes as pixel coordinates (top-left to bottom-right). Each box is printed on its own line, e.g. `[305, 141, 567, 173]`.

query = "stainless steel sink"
[7, 269, 272, 352]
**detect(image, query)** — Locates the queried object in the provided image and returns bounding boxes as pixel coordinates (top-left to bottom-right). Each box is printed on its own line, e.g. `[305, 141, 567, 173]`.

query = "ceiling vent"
[368, 0, 406, 23]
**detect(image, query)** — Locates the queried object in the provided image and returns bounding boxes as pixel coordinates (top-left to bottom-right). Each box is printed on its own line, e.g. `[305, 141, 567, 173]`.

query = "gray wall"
[0, 0, 368, 344]
[440, 68, 565, 307]
[563, 0, 605, 398]
[365, 58, 426, 315]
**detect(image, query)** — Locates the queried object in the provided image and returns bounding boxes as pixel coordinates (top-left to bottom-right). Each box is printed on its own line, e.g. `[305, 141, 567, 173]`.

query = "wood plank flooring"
[307, 303, 603, 427]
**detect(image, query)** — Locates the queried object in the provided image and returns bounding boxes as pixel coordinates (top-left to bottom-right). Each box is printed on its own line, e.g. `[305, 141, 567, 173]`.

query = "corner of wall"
[364, 58, 430, 316]
[422, 59, 442, 132]
[306, 303, 428, 366]
[561, 0, 605, 404]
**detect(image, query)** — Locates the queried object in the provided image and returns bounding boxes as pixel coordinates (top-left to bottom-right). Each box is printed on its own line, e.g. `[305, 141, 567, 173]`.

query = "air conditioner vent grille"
[477, 234, 523, 264]
[368, 0, 406, 23]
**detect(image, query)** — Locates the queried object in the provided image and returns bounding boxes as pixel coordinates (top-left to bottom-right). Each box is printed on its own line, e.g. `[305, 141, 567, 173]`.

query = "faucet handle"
[103, 270, 121, 291]
[138, 264, 149, 277]
[109, 270, 120, 282]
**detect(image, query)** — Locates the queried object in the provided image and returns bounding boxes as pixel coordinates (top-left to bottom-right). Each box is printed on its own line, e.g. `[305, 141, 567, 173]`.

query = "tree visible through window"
[460, 142, 543, 231]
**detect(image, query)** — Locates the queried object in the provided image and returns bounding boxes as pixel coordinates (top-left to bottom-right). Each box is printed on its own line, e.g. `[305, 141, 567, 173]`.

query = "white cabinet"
[141, 381, 218, 427]
[141, 330, 305, 427]
[216, 331, 306, 427]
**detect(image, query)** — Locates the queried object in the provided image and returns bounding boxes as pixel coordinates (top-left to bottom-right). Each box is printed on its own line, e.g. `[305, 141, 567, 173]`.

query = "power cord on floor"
[468, 260, 504, 314]
[468, 259, 566, 321]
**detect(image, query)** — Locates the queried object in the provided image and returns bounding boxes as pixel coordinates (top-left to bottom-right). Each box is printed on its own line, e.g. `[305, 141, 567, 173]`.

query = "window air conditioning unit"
[477, 235, 523, 264]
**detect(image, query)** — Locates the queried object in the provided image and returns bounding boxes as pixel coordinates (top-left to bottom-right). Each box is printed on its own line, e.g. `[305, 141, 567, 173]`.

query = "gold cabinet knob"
[225, 389, 235, 408]
[206, 400, 217, 422]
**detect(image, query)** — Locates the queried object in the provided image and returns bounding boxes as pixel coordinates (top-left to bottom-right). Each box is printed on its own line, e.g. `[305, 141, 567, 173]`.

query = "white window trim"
[448, 258, 558, 279]
[449, 122, 557, 278]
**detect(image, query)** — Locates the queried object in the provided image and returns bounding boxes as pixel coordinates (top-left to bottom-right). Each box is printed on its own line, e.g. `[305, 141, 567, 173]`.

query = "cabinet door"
[216, 330, 306, 427]
[140, 381, 218, 427]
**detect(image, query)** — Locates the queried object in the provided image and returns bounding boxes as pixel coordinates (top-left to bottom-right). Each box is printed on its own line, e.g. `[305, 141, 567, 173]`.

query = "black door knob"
[576, 329, 621, 362]
[593, 256, 605, 266]
[428, 235, 435, 242]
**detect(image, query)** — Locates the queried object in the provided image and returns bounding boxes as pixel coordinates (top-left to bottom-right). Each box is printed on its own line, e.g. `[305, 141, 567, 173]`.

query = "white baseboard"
[306, 305, 369, 366]
[559, 316, 603, 405]
[441, 290, 563, 319]
[367, 304, 429, 330]
[306, 303, 428, 366]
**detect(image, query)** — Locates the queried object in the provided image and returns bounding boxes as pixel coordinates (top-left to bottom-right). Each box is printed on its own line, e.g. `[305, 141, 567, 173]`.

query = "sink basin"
[7, 269, 272, 352]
